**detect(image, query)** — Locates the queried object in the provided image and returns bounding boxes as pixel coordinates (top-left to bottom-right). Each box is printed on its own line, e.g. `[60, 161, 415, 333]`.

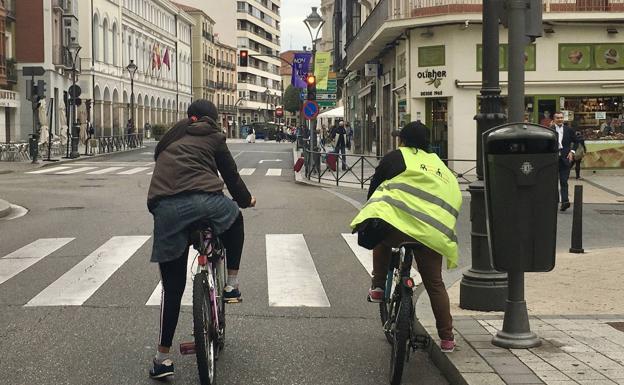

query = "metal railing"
[94, 133, 144, 155]
[302, 142, 476, 189]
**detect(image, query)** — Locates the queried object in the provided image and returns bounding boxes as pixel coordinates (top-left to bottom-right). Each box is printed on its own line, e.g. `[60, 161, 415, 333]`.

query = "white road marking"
[55, 167, 98, 175]
[341, 233, 422, 285]
[26, 167, 71, 174]
[322, 188, 363, 210]
[232, 152, 243, 159]
[0, 238, 74, 285]
[117, 167, 151, 175]
[86, 167, 124, 175]
[25, 236, 150, 306]
[266, 168, 282, 176]
[146, 249, 197, 306]
[266, 234, 330, 307]
[259, 159, 282, 164]
[147, 172, 153, 175]
[239, 168, 255, 176]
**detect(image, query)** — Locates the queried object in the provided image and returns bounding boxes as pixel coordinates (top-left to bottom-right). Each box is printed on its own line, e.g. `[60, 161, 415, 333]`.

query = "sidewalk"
[417, 247, 624, 385]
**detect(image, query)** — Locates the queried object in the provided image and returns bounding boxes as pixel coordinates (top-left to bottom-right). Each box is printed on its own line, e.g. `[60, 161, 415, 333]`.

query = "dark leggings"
[158, 212, 244, 348]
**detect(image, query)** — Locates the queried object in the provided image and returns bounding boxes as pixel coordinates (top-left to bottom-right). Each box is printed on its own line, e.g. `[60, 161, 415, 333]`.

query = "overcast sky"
[281, 0, 322, 52]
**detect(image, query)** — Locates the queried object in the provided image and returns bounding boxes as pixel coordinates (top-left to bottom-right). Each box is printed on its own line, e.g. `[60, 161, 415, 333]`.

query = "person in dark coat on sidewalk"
[330, 121, 348, 170]
[551, 111, 578, 211]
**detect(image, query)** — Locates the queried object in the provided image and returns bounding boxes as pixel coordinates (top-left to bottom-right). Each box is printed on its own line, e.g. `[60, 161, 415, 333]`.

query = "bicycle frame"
[194, 229, 226, 332]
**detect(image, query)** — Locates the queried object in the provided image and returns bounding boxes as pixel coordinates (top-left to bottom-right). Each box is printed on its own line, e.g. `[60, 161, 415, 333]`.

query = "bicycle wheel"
[215, 256, 226, 352]
[193, 272, 216, 385]
[380, 269, 397, 344]
[389, 293, 413, 385]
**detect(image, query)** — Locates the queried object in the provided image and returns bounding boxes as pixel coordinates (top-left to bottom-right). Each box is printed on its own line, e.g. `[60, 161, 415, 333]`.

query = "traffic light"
[306, 73, 316, 101]
[36, 80, 46, 99]
[239, 50, 248, 67]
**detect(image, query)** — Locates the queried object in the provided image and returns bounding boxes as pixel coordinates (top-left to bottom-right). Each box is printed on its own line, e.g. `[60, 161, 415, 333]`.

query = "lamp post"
[264, 88, 272, 123]
[126, 60, 138, 136]
[458, 0, 508, 310]
[303, 7, 325, 151]
[66, 37, 82, 158]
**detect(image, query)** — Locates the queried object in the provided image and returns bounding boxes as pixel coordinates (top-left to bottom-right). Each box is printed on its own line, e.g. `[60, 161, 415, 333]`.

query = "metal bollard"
[569, 184, 584, 253]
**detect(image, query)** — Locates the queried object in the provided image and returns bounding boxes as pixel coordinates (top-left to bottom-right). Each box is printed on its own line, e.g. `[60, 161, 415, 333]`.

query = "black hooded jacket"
[147, 117, 251, 210]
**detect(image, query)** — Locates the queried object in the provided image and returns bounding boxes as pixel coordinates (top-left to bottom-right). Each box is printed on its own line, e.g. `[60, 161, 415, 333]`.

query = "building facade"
[174, 0, 237, 47]
[0, 0, 17, 142]
[77, 0, 194, 136]
[15, 0, 77, 142]
[214, 39, 238, 135]
[337, 0, 624, 167]
[236, 0, 282, 126]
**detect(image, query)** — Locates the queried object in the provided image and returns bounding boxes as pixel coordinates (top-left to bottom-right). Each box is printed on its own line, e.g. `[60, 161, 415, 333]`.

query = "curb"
[0, 199, 11, 218]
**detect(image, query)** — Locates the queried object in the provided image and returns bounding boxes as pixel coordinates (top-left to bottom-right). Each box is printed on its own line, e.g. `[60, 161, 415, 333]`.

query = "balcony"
[5, 0, 15, 20]
[218, 104, 237, 114]
[202, 30, 214, 42]
[345, 0, 624, 69]
[53, 45, 74, 69]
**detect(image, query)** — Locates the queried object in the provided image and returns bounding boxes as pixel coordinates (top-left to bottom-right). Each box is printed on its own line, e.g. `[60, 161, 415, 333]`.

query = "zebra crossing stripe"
[147, 172, 153, 175]
[0, 238, 74, 286]
[55, 167, 98, 175]
[266, 169, 282, 176]
[341, 233, 422, 286]
[117, 167, 151, 175]
[266, 234, 330, 307]
[86, 167, 124, 175]
[239, 168, 255, 176]
[25, 236, 151, 307]
[26, 167, 71, 174]
[146, 249, 197, 306]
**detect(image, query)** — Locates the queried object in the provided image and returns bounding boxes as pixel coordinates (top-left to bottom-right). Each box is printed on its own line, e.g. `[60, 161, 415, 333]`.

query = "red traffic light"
[306, 74, 316, 85]
[240, 50, 248, 57]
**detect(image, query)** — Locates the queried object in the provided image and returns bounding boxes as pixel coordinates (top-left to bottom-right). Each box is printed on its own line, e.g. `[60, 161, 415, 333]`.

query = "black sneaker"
[149, 358, 174, 380]
[223, 285, 242, 303]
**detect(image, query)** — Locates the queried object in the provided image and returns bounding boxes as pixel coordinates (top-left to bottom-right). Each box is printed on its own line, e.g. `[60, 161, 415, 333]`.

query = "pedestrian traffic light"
[239, 50, 248, 67]
[36, 80, 46, 99]
[306, 73, 316, 101]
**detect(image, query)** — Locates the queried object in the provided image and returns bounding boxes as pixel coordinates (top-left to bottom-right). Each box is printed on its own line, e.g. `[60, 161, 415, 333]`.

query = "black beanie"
[187, 99, 218, 121]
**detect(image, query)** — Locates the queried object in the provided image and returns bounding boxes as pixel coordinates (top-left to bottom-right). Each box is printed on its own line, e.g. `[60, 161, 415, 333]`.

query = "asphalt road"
[0, 142, 449, 385]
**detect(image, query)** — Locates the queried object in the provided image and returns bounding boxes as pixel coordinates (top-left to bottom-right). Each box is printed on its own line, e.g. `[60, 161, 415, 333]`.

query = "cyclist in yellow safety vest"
[350, 121, 462, 353]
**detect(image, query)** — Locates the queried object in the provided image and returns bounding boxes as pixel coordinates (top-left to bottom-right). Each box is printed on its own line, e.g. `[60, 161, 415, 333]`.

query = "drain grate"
[607, 322, 624, 332]
[596, 209, 624, 215]
[49, 206, 85, 211]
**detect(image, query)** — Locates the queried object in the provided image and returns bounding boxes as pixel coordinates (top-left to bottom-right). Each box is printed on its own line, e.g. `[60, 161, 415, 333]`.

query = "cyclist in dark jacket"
[147, 100, 256, 379]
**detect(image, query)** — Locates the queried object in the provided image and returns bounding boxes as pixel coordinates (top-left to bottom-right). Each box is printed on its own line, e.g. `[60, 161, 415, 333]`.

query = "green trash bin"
[483, 123, 559, 272]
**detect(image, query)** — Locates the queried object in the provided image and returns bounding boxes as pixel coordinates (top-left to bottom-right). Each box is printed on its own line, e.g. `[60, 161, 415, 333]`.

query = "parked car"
[239, 122, 279, 140]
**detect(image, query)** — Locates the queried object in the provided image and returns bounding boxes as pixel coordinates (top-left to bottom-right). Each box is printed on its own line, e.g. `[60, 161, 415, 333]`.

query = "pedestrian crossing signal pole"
[303, 7, 324, 157]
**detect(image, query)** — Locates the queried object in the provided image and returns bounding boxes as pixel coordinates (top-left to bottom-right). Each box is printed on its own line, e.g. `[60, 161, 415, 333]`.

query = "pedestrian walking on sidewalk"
[331, 121, 348, 170]
[350, 120, 462, 353]
[552, 112, 578, 211]
[571, 131, 586, 180]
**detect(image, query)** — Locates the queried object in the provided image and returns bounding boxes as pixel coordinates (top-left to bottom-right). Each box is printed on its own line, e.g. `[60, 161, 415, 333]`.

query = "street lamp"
[303, 7, 325, 152]
[264, 88, 272, 123]
[65, 37, 82, 159]
[126, 59, 138, 138]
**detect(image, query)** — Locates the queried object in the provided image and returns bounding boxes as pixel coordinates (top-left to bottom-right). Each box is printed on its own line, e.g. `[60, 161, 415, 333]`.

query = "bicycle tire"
[389, 293, 412, 385]
[216, 256, 226, 353]
[193, 272, 216, 385]
[380, 300, 394, 345]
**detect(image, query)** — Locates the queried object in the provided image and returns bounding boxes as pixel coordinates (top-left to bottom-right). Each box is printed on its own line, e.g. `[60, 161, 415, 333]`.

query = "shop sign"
[418, 69, 447, 96]
[595, 111, 607, 120]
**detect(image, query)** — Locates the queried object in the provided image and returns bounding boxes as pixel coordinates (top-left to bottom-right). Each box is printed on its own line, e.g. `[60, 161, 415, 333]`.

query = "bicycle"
[375, 242, 431, 385]
[179, 227, 230, 385]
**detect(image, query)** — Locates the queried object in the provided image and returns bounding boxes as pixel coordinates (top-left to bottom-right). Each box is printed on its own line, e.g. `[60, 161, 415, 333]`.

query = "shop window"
[559, 43, 624, 71]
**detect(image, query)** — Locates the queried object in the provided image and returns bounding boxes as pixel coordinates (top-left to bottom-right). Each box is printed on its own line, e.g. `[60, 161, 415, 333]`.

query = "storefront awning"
[318, 106, 344, 119]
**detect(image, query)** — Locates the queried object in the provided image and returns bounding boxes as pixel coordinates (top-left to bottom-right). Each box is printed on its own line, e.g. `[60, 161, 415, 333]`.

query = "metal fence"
[92, 133, 144, 155]
[302, 144, 476, 189]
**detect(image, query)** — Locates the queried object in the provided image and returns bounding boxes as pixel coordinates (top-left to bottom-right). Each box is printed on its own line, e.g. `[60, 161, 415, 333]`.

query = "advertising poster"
[291, 52, 312, 89]
[594, 44, 624, 70]
[583, 141, 624, 168]
[314, 52, 331, 90]
[559, 44, 592, 70]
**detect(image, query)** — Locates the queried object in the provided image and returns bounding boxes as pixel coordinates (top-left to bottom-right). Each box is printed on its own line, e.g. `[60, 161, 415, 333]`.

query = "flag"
[291, 52, 313, 89]
[151, 44, 157, 70]
[156, 44, 162, 70]
[163, 47, 170, 70]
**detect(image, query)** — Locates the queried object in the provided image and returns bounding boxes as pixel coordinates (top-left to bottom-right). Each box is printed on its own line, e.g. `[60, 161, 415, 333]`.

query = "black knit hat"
[187, 99, 218, 121]
[392, 121, 430, 150]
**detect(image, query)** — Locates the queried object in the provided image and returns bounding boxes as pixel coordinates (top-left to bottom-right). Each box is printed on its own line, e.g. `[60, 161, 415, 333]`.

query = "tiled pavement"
[437, 315, 624, 385]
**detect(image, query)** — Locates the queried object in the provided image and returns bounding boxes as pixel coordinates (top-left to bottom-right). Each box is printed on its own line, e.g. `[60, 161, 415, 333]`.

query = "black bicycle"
[377, 242, 431, 385]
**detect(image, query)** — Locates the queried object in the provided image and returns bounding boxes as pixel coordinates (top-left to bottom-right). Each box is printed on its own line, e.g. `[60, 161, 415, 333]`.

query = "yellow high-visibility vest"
[350, 147, 463, 268]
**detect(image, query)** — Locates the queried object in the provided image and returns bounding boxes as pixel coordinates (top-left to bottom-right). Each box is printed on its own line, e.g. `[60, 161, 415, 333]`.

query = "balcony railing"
[52, 45, 73, 68]
[346, 0, 624, 63]
[218, 104, 237, 114]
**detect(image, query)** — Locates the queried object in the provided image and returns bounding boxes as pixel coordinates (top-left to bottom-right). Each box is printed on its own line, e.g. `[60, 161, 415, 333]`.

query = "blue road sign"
[302, 100, 320, 120]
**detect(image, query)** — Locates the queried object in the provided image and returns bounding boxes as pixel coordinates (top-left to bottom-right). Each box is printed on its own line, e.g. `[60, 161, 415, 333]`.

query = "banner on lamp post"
[314, 52, 331, 90]
[291, 52, 313, 89]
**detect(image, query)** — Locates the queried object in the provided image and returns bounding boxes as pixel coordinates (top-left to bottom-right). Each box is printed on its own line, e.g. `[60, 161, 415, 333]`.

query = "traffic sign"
[302, 100, 320, 120]
[69, 85, 82, 98]
[316, 94, 336, 100]
[23, 66, 45, 77]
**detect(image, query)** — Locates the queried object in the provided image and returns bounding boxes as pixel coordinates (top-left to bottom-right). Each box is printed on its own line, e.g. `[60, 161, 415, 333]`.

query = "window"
[93, 14, 100, 61]
[102, 18, 109, 63]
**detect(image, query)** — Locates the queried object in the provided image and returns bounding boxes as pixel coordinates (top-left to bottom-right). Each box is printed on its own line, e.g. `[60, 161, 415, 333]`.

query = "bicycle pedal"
[179, 341, 196, 355]
[225, 297, 242, 304]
